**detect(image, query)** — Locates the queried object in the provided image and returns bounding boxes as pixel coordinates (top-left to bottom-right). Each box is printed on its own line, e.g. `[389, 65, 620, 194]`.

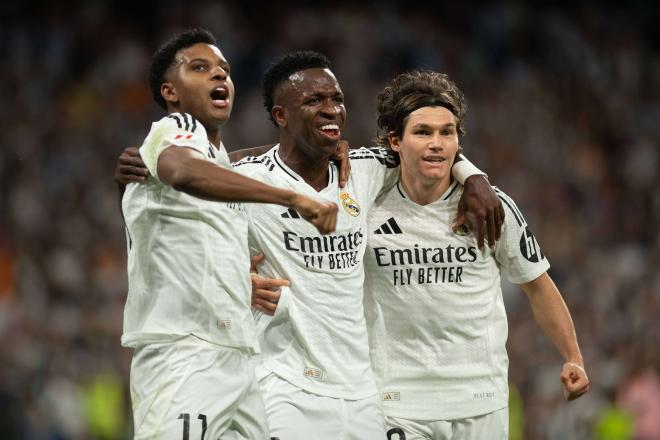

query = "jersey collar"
[396, 179, 460, 204]
[271, 144, 336, 188]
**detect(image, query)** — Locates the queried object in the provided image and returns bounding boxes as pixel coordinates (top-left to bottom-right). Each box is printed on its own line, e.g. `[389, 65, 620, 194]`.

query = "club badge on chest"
[339, 192, 361, 217]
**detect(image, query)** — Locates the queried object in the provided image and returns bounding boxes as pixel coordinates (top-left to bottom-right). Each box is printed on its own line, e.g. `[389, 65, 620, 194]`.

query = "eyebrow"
[185, 57, 230, 66]
[411, 122, 456, 129]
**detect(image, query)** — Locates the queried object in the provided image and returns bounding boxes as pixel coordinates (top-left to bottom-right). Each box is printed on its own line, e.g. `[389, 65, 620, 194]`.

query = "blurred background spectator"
[1, 1, 658, 439]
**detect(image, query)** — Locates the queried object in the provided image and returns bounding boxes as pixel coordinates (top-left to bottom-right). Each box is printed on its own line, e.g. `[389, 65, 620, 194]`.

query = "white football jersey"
[121, 113, 257, 352]
[234, 145, 398, 399]
[364, 181, 550, 420]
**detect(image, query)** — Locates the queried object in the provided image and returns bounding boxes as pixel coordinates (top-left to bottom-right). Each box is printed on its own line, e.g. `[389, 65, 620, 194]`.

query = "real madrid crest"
[339, 192, 361, 217]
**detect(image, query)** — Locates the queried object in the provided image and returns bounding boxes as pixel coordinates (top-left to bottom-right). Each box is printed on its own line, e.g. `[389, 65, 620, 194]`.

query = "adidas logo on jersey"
[281, 208, 301, 219]
[374, 217, 402, 235]
[382, 391, 400, 401]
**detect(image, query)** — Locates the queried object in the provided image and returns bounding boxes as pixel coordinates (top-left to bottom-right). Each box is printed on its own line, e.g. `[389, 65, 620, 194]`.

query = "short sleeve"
[139, 113, 209, 181]
[493, 188, 550, 284]
[349, 147, 400, 198]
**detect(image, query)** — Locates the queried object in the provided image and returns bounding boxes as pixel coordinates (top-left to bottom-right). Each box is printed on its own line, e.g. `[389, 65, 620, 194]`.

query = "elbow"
[161, 163, 197, 191]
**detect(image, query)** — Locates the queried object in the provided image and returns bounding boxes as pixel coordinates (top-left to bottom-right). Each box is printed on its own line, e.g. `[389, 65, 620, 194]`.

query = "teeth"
[320, 124, 339, 130]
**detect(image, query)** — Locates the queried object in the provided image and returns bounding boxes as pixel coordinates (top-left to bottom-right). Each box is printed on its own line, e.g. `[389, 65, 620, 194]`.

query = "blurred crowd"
[1, 1, 658, 439]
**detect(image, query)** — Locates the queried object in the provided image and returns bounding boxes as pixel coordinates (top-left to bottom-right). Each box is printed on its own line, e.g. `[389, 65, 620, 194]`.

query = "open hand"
[250, 253, 290, 315]
[453, 175, 504, 249]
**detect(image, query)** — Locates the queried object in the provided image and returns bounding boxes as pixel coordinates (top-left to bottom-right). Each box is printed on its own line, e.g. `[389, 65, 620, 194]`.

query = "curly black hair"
[261, 50, 332, 126]
[149, 28, 217, 110]
[376, 70, 467, 146]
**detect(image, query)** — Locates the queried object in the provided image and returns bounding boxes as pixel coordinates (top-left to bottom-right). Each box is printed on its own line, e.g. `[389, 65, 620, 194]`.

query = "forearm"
[521, 273, 584, 364]
[165, 157, 297, 207]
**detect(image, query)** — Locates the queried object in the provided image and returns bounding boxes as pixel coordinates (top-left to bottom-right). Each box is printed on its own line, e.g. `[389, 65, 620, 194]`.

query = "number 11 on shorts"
[178, 413, 207, 440]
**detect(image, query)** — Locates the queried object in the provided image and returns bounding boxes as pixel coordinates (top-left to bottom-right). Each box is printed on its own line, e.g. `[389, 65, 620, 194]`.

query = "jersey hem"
[121, 332, 258, 354]
[383, 400, 508, 421]
[255, 366, 378, 400]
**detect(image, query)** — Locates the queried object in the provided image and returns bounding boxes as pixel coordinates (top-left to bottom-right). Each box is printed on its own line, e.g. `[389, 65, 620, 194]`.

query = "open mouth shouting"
[210, 86, 230, 108]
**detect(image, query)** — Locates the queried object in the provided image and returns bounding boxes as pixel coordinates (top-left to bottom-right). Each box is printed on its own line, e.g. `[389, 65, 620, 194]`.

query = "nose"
[211, 65, 228, 80]
[429, 133, 444, 150]
[320, 100, 342, 119]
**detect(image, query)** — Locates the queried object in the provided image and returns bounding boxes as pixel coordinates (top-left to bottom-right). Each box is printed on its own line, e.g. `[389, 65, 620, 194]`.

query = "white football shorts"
[385, 407, 508, 440]
[130, 335, 268, 439]
[260, 373, 385, 440]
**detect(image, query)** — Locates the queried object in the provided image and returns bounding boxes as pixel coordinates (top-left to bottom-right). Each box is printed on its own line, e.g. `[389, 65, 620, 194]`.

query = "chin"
[209, 111, 232, 126]
[309, 141, 338, 158]
[421, 170, 449, 182]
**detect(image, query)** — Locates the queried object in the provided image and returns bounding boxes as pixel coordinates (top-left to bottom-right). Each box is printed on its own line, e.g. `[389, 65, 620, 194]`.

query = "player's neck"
[205, 126, 221, 148]
[399, 171, 452, 206]
[278, 142, 330, 192]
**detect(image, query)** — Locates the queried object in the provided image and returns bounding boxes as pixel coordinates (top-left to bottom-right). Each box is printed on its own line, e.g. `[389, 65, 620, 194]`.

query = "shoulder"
[492, 187, 527, 227]
[232, 148, 277, 177]
[152, 112, 208, 138]
[349, 146, 398, 168]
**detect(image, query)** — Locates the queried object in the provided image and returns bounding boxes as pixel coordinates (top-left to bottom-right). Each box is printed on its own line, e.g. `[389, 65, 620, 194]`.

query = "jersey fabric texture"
[233, 145, 398, 400]
[364, 181, 550, 420]
[121, 112, 257, 352]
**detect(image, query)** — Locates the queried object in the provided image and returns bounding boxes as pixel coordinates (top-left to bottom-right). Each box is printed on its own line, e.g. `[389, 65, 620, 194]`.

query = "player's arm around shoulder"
[452, 154, 505, 250]
[149, 114, 339, 234]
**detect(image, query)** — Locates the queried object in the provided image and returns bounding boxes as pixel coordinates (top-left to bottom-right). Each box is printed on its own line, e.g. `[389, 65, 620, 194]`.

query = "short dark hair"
[376, 70, 467, 146]
[149, 28, 217, 110]
[261, 50, 332, 126]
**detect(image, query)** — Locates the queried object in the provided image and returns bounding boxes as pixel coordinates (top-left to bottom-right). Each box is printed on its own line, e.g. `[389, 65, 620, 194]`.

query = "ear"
[272, 105, 287, 128]
[161, 82, 178, 105]
[388, 131, 401, 153]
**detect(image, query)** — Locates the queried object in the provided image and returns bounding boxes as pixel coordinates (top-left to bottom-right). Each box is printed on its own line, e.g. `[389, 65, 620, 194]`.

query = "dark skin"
[271, 67, 503, 248]
[116, 65, 504, 314]
[272, 67, 346, 192]
[115, 66, 502, 248]
[116, 42, 338, 235]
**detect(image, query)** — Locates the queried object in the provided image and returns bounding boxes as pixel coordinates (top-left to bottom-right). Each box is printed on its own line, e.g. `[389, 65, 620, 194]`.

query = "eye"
[220, 64, 231, 74]
[414, 129, 431, 136]
[307, 97, 321, 105]
[192, 63, 207, 71]
[334, 95, 344, 104]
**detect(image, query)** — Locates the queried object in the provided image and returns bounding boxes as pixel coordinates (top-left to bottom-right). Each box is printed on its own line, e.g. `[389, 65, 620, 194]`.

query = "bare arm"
[520, 272, 590, 400]
[158, 146, 337, 234]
